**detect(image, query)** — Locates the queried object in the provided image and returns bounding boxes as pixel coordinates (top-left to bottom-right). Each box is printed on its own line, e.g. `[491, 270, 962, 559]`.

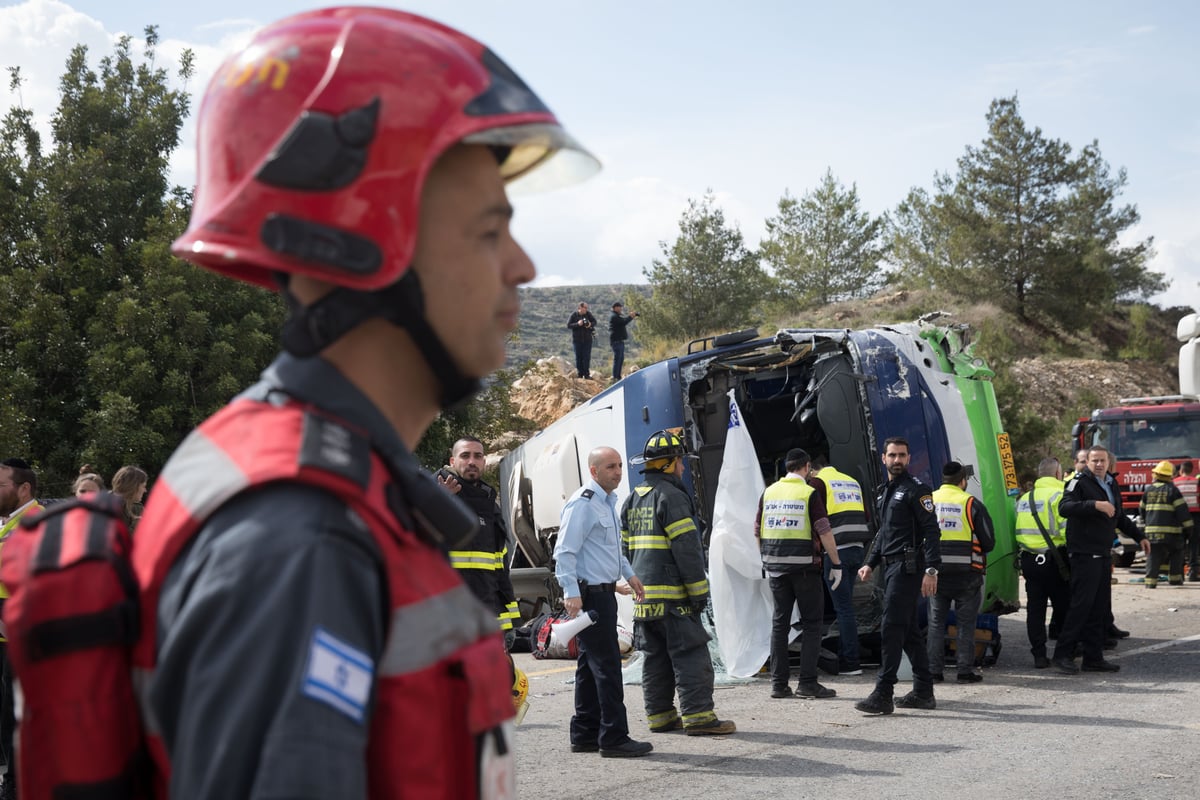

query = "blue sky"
[3, 0, 1198, 313]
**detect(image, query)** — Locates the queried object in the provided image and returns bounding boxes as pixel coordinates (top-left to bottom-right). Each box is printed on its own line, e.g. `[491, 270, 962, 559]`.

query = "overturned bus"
[499, 314, 1020, 662]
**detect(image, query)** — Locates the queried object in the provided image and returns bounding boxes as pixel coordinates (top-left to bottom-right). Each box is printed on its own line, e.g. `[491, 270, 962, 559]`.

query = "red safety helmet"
[172, 6, 598, 291]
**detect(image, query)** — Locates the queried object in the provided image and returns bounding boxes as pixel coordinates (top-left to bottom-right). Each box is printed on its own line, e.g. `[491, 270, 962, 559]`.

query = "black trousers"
[571, 591, 631, 749]
[637, 612, 716, 730]
[1052, 553, 1111, 664]
[573, 336, 593, 378]
[874, 562, 935, 697]
[1020, 551, 1071, 658]
[1146, 535, 1186, 585]
[769, 571, 824, 687]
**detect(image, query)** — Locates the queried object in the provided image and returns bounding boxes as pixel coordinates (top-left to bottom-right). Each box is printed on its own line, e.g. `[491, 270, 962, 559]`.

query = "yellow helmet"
[630, 429, 695, 473]
[1153, 460, 1175, 480]
[512, 665, 530, 725]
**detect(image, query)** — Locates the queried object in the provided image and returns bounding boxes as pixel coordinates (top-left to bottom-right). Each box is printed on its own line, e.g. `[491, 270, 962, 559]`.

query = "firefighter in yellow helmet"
[1139, 461, 1194, 587]
[620, 431, 736, 736]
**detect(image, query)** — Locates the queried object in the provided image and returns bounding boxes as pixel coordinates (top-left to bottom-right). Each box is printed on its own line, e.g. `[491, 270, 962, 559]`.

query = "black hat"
[942, 460, 968, 483]
[785, 448, 810, 470]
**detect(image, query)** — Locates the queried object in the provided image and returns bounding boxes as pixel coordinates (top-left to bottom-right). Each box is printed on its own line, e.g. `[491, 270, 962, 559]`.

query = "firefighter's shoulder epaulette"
[581, 489, 595, 499]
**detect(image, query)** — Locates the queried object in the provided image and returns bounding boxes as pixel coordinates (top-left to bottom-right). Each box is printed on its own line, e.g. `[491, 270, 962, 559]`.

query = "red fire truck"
[1071, 312, 1200, 565]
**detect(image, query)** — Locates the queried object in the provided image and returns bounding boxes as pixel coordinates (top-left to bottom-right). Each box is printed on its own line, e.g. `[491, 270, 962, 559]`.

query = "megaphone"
[551, 609, 598, 648]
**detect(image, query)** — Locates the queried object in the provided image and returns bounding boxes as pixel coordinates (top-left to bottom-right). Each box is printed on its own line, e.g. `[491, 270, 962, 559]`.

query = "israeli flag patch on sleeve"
[302, 627, 375, 723]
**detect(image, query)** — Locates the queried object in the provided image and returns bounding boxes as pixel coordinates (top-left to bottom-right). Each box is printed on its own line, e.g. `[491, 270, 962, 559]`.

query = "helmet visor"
[463, 123, 600, 195]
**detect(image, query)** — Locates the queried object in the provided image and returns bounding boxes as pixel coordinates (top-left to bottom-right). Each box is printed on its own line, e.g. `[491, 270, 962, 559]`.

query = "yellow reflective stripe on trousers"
[683, 710, 717, 727]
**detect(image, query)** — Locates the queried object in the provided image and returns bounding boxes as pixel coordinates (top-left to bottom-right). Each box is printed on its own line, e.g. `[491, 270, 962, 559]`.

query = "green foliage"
[973, 318, 1055, 476]
[1118, 302, 1167, 361]
[639, 192, 769, 343]
[760, 169, 886, 307]
[0, 31, 283, 495]
[414, 369, 536, 471]
[888, 96, 1162, 326]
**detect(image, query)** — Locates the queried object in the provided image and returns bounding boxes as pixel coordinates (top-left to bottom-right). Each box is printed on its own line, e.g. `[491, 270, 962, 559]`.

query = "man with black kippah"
[926, 460, 995, 683]
[756, 448, 843, 700]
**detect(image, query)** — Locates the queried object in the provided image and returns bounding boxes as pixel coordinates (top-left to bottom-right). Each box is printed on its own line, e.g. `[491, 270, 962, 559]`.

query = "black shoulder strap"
[1029, 494, 1069, 579]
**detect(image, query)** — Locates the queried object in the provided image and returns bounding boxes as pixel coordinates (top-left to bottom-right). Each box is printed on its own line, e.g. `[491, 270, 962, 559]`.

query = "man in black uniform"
[437, 436, 520, 638]
[1053, 446, 1150, 674]
[855, 437, 942, 715]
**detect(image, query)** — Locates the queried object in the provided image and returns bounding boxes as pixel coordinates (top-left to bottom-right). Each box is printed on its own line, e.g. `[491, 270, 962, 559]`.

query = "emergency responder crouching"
[855, 436, 942, 715]
[1140, 460, 1194, 588]
[621, 430, 736, 735]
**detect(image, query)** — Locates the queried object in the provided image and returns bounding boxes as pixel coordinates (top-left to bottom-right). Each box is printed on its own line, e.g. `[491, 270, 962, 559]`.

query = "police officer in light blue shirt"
[554, 446, 651, 758]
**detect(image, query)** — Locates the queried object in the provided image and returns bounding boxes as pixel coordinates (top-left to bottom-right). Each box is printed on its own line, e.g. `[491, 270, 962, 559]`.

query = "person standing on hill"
[609, 302, 638, 380]
[568, 301, 597, 379]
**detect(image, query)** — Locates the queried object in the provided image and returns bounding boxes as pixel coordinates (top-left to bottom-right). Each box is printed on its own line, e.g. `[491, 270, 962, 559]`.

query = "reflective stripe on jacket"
[620, 472, 708, 620]
[1015, 477, 1066, 552]
[439, 471, 518, 631]
[932, 484, 982, 573]
[759, 476, 817, 570]
[132, 398, 513, 799]
[1174, 475, 1199, 513]
[1140, 480, 1195, 539]
[815, 466, 870, 545]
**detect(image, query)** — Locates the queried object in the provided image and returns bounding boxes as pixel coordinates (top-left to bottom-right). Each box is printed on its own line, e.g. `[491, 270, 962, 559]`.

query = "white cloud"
[0, 0, 255, 192]
[0, 0, 111, 127]
[1127, 25, 1156, 36]
[980, 46, 1122, 99]
[196, 17, 260, 32]
[529, 273, 588, 288]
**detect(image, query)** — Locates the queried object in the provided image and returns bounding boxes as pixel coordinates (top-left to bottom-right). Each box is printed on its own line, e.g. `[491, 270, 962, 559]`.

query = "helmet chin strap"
[279, 271, 481, 409]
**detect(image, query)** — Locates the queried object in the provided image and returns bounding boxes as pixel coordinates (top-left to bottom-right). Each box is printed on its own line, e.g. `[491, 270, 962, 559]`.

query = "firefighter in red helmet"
[132, 8, 597, 798]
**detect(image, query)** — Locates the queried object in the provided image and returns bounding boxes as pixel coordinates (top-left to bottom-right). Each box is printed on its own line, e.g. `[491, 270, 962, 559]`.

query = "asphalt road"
[512, 565, 1200, 800]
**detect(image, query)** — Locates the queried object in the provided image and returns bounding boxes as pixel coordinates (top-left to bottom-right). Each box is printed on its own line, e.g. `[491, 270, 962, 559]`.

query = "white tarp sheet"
[707, 391, 773, 678]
